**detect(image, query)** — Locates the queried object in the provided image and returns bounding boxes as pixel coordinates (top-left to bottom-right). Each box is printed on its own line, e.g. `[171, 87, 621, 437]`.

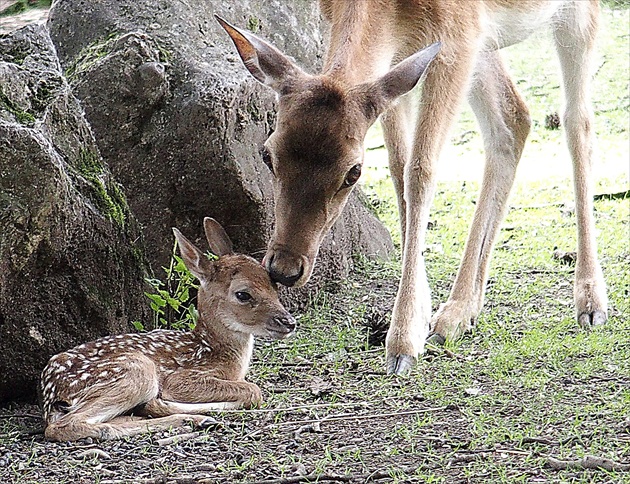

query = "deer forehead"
[270, 82, 366, 169]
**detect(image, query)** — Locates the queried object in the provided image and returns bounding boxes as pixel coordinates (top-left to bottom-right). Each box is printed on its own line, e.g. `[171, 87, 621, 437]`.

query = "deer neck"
[323, 1, 397, 86]
[193, 295, 254, 377]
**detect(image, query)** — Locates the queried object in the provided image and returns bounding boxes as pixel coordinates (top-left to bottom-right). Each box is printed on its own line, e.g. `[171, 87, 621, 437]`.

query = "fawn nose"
[266, 250, 304, 287]
[274, 314, 296, 334]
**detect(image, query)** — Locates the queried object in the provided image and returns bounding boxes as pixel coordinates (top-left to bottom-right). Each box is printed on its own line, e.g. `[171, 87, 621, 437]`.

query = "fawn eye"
[260, 147, 274, 174]
[343, 164, 362, 187]
[235, 291, 253, 303]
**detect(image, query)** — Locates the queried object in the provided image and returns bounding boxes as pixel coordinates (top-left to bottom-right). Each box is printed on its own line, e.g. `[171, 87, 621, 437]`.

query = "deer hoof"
[578, 310, 607, 329]
[386, 354, 416, 376]
[426, 332, 446, 346]
[190, 416, 219, 430]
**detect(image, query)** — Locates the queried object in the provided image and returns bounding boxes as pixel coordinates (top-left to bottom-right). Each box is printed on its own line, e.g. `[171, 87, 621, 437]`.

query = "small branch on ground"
[248, 474, 354, 484]
[156, 431, 208, 447]
[0, 413, 42, 419]
[242, 406, 448, 440]
[546, 455, 630, 471]
[522, 436, 557, 446]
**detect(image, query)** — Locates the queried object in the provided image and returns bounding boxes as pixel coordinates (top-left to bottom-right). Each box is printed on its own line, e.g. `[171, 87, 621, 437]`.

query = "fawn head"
[217, 16, 439, 287]
[173, 218, 295, 339]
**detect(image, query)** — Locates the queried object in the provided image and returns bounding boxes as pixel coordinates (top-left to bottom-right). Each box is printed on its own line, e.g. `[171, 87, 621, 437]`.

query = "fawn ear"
[173, 228, 210, 281]
[215, 15, 307, 93]
[203, 217, 233, 257]
[355, 42, 441, 121]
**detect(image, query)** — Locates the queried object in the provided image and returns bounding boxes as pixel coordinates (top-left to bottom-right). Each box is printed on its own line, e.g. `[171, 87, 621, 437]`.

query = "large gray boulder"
[47, 0, 393, 299]
[0, 25, 150, 403]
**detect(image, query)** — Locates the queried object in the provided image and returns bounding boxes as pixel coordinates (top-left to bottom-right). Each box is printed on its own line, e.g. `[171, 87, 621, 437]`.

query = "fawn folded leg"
[385, 45, 477, 374]
[429, 50, 531, 343]
[553, 1, 607, 328]
[158, 369, 263, 408]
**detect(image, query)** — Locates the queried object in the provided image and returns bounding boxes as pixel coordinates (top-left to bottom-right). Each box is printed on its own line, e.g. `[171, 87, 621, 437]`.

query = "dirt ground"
[1, 267, 628, 483]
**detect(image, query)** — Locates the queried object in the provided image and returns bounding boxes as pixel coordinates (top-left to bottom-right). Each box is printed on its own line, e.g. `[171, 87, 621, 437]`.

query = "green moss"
[0, 0, 51, 17]
[156, 44, 173, 63]
[0, 89, 35, 125]
[247, 99, 264, 122]
[64, 33, 121, 83]
[247, 16, 261, 33]
[76, 149, 129, 227]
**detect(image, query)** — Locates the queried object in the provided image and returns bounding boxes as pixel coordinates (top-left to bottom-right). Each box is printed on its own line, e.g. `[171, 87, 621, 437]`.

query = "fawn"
[41, 217, 295, 441]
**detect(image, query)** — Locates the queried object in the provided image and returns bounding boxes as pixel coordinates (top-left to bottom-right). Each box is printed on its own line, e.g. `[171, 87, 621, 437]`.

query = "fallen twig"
[248, 473, 353, 484]
[219, 401, 370, 414]
[0, 413, 42, 420]
[546, 455, 630, 471]
[156, 431, 208, 447]
[522, 436, 557, 446]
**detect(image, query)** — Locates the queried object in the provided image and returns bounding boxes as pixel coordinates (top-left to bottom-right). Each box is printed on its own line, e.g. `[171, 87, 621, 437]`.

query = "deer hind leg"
[385, 47, 477, 374]
[430, 50, 531, 343]
[553, 1, 607, 328]
[381, 93, 415, 246]
[44, 354, 161, 441]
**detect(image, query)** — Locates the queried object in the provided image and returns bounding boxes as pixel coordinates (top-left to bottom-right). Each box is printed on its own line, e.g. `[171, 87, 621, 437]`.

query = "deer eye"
[260, 147, 274, 174]
[343, 164, 362, 187]
[235, 291, 253, 303]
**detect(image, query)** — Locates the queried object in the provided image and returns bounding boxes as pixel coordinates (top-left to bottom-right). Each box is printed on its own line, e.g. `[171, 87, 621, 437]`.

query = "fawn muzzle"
[266, 312, 297, 339]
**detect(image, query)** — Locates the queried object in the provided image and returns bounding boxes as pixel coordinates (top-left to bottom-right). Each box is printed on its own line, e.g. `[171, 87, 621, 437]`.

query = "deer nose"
[266, 250, 304, 287]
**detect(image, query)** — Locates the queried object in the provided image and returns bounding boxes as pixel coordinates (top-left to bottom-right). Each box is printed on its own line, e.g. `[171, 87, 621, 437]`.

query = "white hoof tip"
[386, 354, 416, 376]
[578, 310, 607, 329]
[426, 333, 446, 346]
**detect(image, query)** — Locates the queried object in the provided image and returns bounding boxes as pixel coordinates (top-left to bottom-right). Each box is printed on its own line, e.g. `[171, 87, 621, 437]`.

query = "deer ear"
[173, 228, 210, 281]
[203, 218, 233, 257]
[215, 15, 307, 93]
[356, 42, 441, 120]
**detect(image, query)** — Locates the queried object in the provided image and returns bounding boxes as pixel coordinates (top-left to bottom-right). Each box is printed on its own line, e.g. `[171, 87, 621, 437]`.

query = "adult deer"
[41, 218, 295, 441]
[217, 0, 607, 374]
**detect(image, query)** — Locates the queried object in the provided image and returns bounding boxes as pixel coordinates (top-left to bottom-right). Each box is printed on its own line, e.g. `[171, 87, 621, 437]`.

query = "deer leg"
[553, 2, 607, 328]
[386, 49, 477, 374]
[159, 370, 263, 408]
[381, 93, 414, 246]
[429, 50, 531, 343]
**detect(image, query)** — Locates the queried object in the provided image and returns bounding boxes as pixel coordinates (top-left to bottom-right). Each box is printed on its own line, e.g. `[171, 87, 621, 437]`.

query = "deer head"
[217, 17, 439, 287]
[173, 217, 295, 339]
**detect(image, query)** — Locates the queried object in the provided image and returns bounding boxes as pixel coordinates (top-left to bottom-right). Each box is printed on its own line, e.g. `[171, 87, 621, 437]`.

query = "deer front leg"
[386, 50, 477, 374]
[429, 50, 530, 343]
[158, 369, 262, 409]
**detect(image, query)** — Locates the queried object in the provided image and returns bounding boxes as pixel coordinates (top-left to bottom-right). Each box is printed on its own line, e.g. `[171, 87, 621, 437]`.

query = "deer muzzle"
[265, 247, 310, 287]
